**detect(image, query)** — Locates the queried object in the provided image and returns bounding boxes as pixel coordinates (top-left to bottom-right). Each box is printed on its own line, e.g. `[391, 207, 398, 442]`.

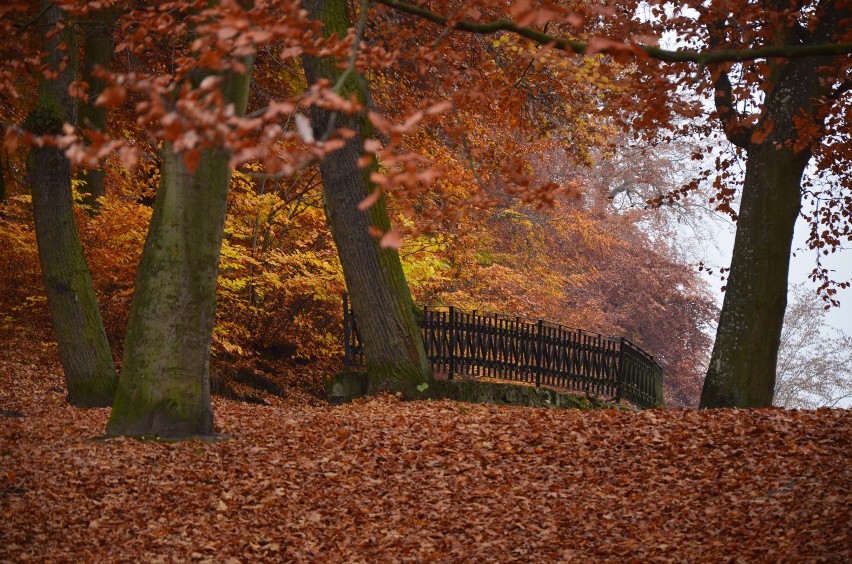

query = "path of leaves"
[1, 353, 850, 562]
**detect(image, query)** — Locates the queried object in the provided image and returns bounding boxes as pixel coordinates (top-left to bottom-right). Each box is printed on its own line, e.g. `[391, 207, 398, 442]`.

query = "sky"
[700, 203, 852, 336]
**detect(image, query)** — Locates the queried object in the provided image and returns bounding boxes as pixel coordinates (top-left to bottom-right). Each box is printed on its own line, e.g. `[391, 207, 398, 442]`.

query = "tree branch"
[14, 1, 53, 36]
[373, 0, 852, 65]
[713, 71, 752, 149]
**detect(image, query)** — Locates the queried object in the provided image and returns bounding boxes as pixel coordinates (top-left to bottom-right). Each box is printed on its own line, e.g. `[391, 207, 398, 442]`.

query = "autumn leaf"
[199, 75, 221, 91]
[67, 79, 88, 100]
[358, 189, 382, 211]
[425, 101, 453, 116]
[368, 111, 392, 133]
[321, 138, 345, 152]
[118, 145, 139, 169]
[183, 148, 201, 174]
[280, 46, 302, 58]
[95, 85, 126, 108]
[294, 113, 314, 143]
[380, 229, 404, 249]
[363, 138, 382, 153]
[3, 127, 19, 153]
[750, 118, 775, 145]
[585, 37, 643, 62]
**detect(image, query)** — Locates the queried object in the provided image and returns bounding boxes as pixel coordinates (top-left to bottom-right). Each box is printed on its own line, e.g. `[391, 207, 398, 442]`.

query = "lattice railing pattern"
[343, 295, 663, 409]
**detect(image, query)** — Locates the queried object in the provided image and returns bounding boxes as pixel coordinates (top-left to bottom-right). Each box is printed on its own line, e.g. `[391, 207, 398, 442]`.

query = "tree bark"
[700, 5, 844, 407]
[302, 0, 433, 397]
[24, 1, 116, 407]
[27, 119, 118, 407]
[105, 65, 253, 438]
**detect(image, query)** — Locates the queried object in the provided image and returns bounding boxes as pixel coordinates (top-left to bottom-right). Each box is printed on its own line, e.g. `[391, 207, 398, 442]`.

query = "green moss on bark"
[23, 107, 63, 135]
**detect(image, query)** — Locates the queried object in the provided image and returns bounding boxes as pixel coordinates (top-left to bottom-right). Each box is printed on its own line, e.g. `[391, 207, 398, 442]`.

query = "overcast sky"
[700, 204, 852, 336]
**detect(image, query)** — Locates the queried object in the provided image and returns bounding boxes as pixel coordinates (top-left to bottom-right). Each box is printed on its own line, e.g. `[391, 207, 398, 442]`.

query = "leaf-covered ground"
[1, 349, 850, 562]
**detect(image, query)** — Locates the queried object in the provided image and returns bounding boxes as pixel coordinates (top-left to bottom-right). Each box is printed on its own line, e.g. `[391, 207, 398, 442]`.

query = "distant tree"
[774, 284, 852, 409]
[76, 7, 118, 207]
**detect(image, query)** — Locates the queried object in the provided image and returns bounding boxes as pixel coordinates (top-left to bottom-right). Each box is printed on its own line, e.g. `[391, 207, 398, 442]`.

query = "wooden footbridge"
[342, 295, 664, 409]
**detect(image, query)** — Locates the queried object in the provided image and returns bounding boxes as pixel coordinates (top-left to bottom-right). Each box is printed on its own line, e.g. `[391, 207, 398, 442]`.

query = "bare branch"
[373, 0, 852, 65]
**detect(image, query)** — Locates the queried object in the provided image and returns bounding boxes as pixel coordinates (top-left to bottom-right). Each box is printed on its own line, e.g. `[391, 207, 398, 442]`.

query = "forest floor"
[1, 342, 850, 563]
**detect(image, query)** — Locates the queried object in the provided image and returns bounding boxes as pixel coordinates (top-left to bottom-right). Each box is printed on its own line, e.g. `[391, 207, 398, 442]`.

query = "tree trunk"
[27, 116, 118, 407]
[105, 66, 253, 438]
[24, 1, 116, 408]
[700, 143, 808, 407]
[77, 9, 117, 207]
[302, 0, 433, 397]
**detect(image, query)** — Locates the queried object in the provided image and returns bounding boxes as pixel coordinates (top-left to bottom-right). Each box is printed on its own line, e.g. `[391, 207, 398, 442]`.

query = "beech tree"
[24, 0, 116, 407]
[301, 0, 433, 397]
[698, 1, 851, 407]
[105, 17, 257, 435]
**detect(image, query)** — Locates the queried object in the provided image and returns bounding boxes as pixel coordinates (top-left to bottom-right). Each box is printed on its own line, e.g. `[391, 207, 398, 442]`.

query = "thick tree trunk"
[302, 0, 432, 397]
[25, 1, 116, 407]
[77, 10, 117, 207]
[700, 144, 807, 407]
[106, 67, 253, 438]
[27, 116, 117, 407]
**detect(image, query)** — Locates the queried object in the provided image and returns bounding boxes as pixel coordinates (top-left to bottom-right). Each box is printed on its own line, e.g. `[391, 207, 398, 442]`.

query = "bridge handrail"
[342, 294, 664, 409]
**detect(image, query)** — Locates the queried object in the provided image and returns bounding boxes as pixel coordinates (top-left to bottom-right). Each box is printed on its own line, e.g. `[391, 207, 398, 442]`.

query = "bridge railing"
[342, 294, 663, 409]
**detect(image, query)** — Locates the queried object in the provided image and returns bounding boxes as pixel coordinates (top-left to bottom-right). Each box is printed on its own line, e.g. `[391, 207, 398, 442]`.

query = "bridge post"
[535, 319, 543, 387]
[448, 306, 456, 380]
[616, 337, 626, 403]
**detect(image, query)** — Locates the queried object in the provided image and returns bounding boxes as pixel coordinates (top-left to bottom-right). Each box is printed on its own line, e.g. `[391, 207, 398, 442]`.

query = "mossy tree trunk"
[700, 7, 846, 407]
[105, 65, 254, 438]
[302, 0, 433, 397]
[25, 0, 116, 407]
[77, 9, 117, 208]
